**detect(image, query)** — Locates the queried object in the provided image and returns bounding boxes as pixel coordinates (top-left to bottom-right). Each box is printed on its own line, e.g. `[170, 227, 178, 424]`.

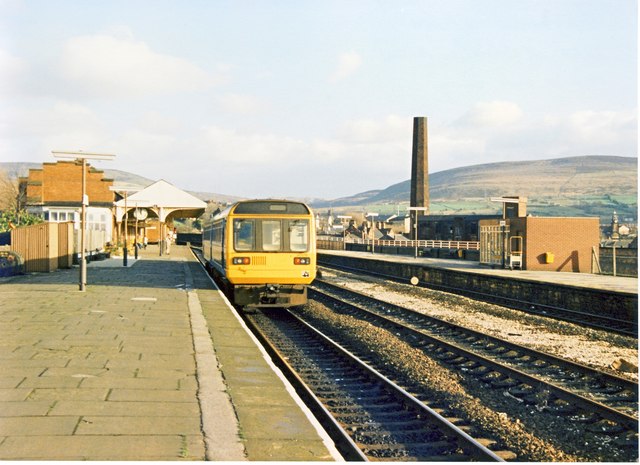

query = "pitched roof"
[114, 179, 206, 209]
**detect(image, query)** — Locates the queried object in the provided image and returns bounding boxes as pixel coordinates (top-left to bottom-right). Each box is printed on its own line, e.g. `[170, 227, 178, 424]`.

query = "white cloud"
[566, 109, 637, 147]
[338, 114, 411, 143]
[2, 100, 105, 149]
[329, 51, 363, 83]
[199, 126, 306, 164]
[436, 105, 636, 172]
[59, 34, 226, 98]
[455, 100, 524, 128]
[216, 93, 266, 114]
[0, 48, 26, 96]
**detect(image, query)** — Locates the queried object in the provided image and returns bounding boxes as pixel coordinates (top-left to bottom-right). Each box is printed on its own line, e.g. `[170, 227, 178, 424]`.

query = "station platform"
[319, 249, 638, 295]
[0, 245, 340, 461]
[319, 249, 637, 323]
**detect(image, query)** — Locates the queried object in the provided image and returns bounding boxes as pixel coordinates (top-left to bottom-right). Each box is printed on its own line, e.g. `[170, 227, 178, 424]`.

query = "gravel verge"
[297, 269, 639, 461]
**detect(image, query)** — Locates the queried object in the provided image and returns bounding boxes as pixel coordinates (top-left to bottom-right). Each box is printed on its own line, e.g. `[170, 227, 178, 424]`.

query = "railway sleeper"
[459, 360, 481, 370]
[491, 377, 520, 388]
[436, 351, 459, 361]
[589, 384, 626, 395]
[498, 350, 522, 360]
[480, 371, 505, 383]
[614, 431, 640, 448]
[337, 410, 420, 422]
[469, 364, 492, 375]
[586, 419, 626, 434]
[359, 439, 454, 456]
[332, 403, 402, 415]
[445, 356, 469, 366]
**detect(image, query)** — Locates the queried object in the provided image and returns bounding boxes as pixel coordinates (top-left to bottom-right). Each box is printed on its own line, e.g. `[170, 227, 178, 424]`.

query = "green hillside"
[312, 156, 637, 222]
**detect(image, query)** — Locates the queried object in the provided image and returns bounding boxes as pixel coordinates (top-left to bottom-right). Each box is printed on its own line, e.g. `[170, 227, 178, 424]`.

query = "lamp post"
[365, 212, 378, 254]
[52, 150, 115, 291]
[337, 215, 352, 250]
[110, 186, 139, 267]
[407, 207, 428, 259]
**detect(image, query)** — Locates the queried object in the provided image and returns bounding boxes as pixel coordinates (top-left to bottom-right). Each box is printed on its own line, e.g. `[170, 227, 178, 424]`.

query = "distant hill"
[0, 162, 240, 204]
[310, 156, 637, 221]
[2, 155, 637, 221]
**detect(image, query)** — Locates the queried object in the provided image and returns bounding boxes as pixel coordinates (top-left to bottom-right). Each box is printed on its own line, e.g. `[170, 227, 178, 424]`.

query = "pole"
[80, 158, 87, 291]
[414, 210, 418, 259]
[123, 192, 128, 267]
[52, 150, 115, 291]
[407, 207, 428, 259]
[134, 205, 139, 260]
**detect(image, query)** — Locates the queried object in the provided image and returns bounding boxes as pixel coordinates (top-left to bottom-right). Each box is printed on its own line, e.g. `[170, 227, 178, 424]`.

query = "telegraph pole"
[52, 151, 116, 291]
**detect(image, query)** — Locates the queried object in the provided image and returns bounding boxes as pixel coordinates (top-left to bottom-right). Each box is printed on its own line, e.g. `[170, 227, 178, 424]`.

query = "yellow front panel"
[226, 253, 316, 285]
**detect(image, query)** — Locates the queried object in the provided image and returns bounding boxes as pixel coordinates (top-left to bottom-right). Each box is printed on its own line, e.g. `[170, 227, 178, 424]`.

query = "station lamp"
[52, 150, 116, 291]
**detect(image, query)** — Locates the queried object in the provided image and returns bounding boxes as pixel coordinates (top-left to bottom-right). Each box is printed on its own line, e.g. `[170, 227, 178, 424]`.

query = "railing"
[317, 236, 480, 251]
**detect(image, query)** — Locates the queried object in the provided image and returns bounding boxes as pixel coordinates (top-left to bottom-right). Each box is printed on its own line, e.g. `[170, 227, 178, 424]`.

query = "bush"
[0, 211, 44, 233]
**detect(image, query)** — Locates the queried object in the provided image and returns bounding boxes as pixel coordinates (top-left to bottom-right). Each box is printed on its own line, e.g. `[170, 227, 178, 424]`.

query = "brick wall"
[22, 161, 114, 206]
[510, 217, 600, 272]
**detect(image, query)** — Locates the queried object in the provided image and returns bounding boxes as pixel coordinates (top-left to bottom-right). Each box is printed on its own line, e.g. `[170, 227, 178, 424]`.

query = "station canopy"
[114, 179, 206, 223]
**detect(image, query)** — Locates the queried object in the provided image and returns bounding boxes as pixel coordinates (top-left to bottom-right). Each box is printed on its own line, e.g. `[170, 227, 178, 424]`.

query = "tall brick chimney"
[410, 116, 429, 234]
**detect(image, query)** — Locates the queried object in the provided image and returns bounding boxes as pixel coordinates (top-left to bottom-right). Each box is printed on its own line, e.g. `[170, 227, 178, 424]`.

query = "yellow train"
[202, 199, 317, 308]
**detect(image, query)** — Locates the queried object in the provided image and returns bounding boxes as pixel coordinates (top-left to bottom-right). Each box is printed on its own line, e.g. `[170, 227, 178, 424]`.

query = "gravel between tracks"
[299, 269, 639, 461]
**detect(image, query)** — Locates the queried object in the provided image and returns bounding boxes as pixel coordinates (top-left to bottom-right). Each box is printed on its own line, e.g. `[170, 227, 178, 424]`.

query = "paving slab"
[0, 245, 340, 461]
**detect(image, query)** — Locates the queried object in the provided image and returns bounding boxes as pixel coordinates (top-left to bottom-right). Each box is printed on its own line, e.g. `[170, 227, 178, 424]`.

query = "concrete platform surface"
[0, 245, 339, 461]
[320, 249, 638, 295]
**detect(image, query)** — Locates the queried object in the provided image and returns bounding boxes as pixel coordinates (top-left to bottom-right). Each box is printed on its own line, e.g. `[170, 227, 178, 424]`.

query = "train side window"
[234, 219, 255, 251]
[261, 220, 281, 251]
[288, 220, 309, 252]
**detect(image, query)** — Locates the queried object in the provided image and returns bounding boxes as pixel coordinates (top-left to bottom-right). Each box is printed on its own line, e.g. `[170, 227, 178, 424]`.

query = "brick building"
[479, 216, 600, 272]
[19, 161, 115, 245]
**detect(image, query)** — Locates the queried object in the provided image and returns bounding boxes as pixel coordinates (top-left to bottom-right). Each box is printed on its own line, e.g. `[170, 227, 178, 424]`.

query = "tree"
[0, 169, 42, 232]
[0, 168, 21, 212]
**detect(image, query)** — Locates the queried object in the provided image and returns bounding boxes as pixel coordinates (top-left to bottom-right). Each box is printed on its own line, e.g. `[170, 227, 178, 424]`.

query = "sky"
[0, 0, 637, 200]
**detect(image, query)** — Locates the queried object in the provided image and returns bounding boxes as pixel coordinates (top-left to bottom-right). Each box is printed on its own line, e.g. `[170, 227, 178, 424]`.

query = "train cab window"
[261, 220, 281, 251]
[234, 219, 255, 251]
[288, 220, 309, 251]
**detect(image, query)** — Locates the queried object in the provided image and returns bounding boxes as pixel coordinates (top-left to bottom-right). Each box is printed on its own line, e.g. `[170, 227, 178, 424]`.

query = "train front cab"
[224, 201, 316, 308]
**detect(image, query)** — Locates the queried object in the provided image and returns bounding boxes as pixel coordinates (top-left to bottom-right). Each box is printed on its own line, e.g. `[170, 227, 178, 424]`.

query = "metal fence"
[317, 236, 480, 251]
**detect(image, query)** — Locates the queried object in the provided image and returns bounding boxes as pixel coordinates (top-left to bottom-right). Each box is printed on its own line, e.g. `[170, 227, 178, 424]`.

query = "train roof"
[212, 199, 311, 221]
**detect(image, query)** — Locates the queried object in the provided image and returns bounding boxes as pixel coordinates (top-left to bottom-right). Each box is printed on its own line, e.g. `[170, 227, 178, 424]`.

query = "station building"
[17, 162, 206, 261]
[19, 161, 115, 247]
[478, 197, 600, 272]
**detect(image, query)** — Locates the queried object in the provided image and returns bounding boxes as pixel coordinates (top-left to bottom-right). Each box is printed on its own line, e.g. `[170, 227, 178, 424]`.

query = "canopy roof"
[114, 179, 206, 222]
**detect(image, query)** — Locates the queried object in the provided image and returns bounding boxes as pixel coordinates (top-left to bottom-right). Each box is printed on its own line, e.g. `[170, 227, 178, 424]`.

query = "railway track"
[309, 279, 639, 443]
[243, 308, 513, 461]
[317, 260, 637, 337]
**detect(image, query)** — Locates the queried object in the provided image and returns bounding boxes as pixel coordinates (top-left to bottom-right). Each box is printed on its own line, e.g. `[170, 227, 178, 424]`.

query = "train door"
[221, 220, 225, 269]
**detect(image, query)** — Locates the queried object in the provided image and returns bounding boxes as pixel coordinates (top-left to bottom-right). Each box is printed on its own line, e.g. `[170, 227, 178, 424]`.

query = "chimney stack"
[410, 117, 429, 232]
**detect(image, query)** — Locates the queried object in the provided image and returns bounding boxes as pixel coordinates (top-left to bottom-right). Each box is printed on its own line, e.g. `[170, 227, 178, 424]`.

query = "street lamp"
[337, 215, 352, 250]
[365, 212, 378, 254]
[407, 207, 428, 258]
[52, 150, 116, 291]
[110, 186, 139, 267]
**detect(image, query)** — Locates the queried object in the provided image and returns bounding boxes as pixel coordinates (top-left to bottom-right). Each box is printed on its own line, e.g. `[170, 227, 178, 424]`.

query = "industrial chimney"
[410, 116, 429, 235]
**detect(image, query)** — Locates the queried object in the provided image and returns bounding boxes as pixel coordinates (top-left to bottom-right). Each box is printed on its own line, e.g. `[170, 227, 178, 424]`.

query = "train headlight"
[232, 257, 251, 265]
[294, 257, 310, 265]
